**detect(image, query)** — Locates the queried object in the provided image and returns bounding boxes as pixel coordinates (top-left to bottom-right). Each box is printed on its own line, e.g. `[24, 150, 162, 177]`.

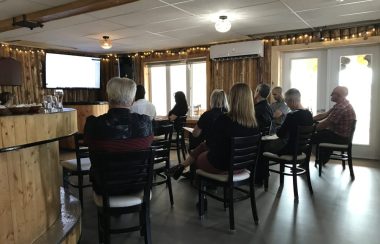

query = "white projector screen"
[45, 53, 101, 88]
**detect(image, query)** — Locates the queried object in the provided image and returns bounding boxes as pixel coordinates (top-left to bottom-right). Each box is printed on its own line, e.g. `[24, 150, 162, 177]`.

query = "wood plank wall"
[0, 46, 117, 104]
[0, 44, 271, 106]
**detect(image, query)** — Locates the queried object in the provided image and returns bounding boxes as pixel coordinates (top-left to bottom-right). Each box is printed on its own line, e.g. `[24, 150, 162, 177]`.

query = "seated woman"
[168, 91, 188, 121]
[168, 83, 260, 179]
[189, 89, 229, 150]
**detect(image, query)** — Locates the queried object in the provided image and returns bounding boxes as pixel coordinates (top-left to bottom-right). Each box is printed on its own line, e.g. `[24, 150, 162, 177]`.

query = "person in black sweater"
[189, 89, 229, 149]
[168, 91, 188, 121]
[254, 83, 273, 133]
[255, 88, 313, 185]
[168, 83, 260, 179]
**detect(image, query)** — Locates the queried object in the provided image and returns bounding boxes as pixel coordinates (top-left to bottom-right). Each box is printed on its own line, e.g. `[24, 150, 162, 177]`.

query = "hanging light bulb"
[100, 36, 112, 49]
[215, 15, 231, 33]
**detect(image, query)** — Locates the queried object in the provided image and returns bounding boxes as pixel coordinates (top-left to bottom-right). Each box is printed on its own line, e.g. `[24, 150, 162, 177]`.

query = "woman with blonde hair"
[167, 83, 260, 179]
[190, 89, 229, 148]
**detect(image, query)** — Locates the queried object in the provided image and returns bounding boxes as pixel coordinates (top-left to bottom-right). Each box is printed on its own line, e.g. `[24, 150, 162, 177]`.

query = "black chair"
[90, 149, 153, 244]
[196, 134, 261, 231]
[152, 123, 174, 206]
[60, 133, 91, 208]
[172, 115, 187, 164]
[316, 120, 356, 180]
[263, 125, 315, 201]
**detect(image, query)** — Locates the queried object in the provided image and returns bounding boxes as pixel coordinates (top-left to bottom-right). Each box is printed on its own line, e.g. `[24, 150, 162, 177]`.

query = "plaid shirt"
[326, 99, 356, 138]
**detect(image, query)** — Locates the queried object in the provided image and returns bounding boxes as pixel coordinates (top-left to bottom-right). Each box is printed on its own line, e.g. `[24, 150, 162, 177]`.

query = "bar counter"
[0, 109, 80, 243]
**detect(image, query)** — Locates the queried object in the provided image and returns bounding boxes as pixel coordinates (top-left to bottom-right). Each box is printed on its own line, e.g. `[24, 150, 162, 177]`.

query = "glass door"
[328, 46, 380, 159]
[282, 50, 327, 115]
[282, 46, 380, 159]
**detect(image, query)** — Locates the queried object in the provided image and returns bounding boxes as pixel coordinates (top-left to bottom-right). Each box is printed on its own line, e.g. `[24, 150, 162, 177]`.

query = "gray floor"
[63, 151, 380, 244]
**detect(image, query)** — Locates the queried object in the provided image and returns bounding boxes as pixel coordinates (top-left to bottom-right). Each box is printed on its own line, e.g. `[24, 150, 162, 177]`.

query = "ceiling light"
[100, 36, 112, 49]
[215, 15, 231, 33]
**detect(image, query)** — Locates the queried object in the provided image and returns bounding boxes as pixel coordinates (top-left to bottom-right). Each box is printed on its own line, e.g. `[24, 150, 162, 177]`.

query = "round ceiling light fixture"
[215, 15, 231, 33]
[100, 35, 112, 49]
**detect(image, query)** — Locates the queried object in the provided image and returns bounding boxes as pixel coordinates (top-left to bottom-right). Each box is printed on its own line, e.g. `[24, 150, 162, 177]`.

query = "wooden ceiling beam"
[0, 0, 139, 32]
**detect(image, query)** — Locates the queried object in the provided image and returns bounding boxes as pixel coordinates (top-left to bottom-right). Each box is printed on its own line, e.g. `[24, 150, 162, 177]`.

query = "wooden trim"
[0, 0, 139, 32]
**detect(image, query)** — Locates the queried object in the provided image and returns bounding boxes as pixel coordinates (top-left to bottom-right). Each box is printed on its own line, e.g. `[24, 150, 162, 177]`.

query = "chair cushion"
[60, 157, 91, 171]
[263, 152, 306, 161]
[153, 161, 166, 170]
[196, 169, 250, 182]
[319, 143, 348, 149]
[93, 190, 152, 208]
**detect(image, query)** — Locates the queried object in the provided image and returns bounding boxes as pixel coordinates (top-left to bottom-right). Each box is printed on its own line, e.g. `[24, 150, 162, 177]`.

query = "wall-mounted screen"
[45, 53, 101, 89]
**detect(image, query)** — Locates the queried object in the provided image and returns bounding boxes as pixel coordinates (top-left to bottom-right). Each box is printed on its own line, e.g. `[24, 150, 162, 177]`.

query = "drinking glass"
[54, 89, 64, 110]
[43, 95, 53, 112]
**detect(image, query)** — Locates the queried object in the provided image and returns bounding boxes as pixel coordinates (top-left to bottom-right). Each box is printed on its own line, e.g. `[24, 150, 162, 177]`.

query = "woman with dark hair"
[168, 91, 188, 121]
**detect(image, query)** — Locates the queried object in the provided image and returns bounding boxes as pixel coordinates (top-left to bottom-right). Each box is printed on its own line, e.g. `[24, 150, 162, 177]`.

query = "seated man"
[312, 86, 356, 164]
[131, 84, 156, 120]
[270, 86, 290, 129]
[84, 77, 154, 192]
[254, 83, 273, 132]
[255, 88, 313, 185]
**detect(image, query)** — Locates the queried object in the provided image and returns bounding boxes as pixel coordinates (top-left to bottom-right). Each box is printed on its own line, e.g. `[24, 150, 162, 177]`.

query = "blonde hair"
[210, 89, 229, 111]
[106, 77, 136, 106]
[228, 83, 257, 128]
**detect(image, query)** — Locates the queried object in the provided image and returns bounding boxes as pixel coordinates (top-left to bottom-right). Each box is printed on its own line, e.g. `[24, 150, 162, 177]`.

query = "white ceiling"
[0, 0, 379, 54]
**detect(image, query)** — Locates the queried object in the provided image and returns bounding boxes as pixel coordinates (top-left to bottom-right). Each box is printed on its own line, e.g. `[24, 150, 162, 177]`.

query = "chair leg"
[104, 213, 111, 244]
[139, 210, 145, 237]
[305, 161, 314, 195]
[280, 163, 285, 186]
[166, 174, 174, 206]
[341, 150, 346, 169]
[176, 134, 182, 164]
[144, 204, 152, 244]
[198, 179, 206, 218]
[292, 163, 299, 201]
[249, 177, 259, 225]
[78, 174, 84, 209]
[317, 146, 322, 177]
[180, 134, 187, 160]
[228, 187, 235, 231]
[62, 168, 69, 189]
[97, 212, 104, 244]
[223, 187, 228, 210]
[348, 150, 355, 180]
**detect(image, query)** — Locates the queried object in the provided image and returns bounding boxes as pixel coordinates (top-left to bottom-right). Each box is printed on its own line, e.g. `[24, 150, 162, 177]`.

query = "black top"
[276, 109, 313, 155]
[207, 114, 260, 171]
[84, 108, 153, 152]
[255, 100, 273, 129]
[197, 107, 226, 144]
[168, 104, 188, 117]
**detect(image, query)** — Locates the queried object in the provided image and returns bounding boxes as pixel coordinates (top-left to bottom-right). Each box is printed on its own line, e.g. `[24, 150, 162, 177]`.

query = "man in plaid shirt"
[312, 86, 356, 164]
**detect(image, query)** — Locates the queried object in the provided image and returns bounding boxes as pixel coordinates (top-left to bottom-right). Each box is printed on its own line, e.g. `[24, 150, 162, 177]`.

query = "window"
[146, 61, 207, 116]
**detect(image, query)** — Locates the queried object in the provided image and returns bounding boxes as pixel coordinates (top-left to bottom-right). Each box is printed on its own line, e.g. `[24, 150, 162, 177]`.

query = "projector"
[13, 15, 43, 30]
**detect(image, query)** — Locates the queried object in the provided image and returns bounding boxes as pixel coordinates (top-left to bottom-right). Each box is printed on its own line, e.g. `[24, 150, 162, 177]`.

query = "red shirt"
[326, 99, 356, 138]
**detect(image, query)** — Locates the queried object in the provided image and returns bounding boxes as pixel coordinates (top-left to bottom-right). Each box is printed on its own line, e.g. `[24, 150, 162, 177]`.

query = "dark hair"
[257, 84, 271, 98]
[135, 85, 146, 101]
[174, 91, 188, 108]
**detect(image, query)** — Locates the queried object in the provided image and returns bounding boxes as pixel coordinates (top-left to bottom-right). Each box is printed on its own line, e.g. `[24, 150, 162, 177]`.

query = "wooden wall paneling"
[7, 150, 28, 243]
[0, 116, 16, 148]
[0, 153, 14, 243]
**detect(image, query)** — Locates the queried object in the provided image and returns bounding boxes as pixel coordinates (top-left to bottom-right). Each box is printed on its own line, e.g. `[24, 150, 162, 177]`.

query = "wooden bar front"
[0, 109, 78, 244]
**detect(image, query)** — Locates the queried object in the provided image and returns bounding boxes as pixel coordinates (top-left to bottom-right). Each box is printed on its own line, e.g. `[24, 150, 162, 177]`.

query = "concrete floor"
[61, 150, 380, 244]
